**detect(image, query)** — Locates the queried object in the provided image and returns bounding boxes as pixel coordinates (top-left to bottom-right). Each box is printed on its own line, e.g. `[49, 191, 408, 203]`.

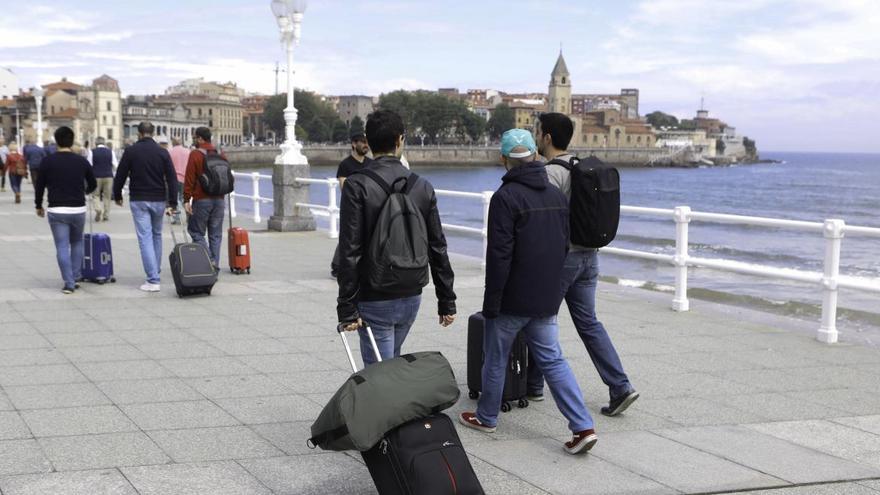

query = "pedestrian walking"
[0, 137, 8, 192]
[34, 126, 97, 294]
[112, 121, 178, 292]
[337, 109, 457, 366]
[4, 142, 26, 203]
[534, 113, 639, 416]
[169, 137, 190, 225]
[88, 137, 118, 222]
[183, 127, 228, 269]
[331, 132, 372, 277]
[22, 138, 46, 188]
[458, 128, 597, 455]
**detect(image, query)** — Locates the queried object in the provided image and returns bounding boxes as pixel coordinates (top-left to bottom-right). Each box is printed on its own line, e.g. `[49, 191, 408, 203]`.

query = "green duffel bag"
[308, 329, 460, 452]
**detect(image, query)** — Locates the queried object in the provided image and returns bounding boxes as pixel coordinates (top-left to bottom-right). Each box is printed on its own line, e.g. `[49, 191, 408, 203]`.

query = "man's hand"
[164, 207, 176, 217]
[439, 314, 455, 327]
[35, 208, 44, 218]
[341, 318, 363, 332]
[115, 199, 123, 207]
[184, 203, 193, 215]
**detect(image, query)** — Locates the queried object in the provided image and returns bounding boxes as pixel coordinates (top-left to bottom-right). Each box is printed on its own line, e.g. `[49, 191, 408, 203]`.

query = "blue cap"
[500, 128, 537, 158]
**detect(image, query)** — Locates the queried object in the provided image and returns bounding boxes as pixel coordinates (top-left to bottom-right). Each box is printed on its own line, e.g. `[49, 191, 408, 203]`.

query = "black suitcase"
[362, 413, 484, 495]
[466, 312, 529, 412]
[168, 222, 217, 297]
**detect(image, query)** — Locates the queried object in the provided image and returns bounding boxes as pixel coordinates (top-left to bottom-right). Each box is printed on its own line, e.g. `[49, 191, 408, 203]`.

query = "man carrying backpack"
[184, 126, 233, 270]
[337, 109, 457, 366]
[533, 112, 639, 417]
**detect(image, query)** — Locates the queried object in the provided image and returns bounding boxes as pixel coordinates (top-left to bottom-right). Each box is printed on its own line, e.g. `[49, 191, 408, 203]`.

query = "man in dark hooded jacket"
[458, 128, 597, 455]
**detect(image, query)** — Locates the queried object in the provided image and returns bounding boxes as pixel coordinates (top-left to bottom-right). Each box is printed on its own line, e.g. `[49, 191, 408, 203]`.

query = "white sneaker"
[139, 283, 161, 292]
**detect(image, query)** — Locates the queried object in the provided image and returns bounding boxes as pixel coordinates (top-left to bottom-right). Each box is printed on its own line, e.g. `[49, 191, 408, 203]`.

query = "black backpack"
[547, 156, 620, 248]
[358, 169, 430, 292]
[198, 149, 235, 196]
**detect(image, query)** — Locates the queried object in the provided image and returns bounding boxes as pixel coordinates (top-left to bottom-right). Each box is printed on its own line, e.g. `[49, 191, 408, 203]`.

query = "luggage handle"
[337, 323, 382, 373]
[168, 213, 190, 245]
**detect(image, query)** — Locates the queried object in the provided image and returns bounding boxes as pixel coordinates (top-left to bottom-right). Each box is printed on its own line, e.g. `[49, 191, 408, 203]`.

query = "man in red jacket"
[183, 126, 226, 269]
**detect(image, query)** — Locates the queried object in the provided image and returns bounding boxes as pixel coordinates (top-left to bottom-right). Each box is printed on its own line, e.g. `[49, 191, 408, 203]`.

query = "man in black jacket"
[458, 129, 597, 455]
[112, 121, 178, 292]
[336, 110, 456, 366]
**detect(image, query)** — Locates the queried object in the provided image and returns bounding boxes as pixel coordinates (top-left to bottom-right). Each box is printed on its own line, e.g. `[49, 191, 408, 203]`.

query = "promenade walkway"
[2, 186, 880, 494]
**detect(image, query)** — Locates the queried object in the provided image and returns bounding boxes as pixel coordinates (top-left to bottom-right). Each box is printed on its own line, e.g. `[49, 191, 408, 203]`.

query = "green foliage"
[295, 125, 308, 142]
[743, 136, 757, 158]
[263, 94, 287, 137]
[332, 120, 349, 142]
[487, 103, 514, 140]
[349, 116, 365, 136]
[262, 91, 346, 143]
[377, 90, 486, 144]
[646, 111, 679, 129]
[678, 119, 697, 130]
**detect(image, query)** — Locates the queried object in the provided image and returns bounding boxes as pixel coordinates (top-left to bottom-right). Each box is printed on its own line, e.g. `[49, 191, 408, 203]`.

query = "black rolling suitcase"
[467, 312, 530, 412]
[336, 326, 484, 495]
[168, 220, 217, 297]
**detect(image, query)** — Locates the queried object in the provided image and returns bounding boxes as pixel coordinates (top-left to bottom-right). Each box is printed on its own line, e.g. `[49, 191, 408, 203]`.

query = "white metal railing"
[295, 177, 340, 239]
[230, 172, 273, 224]
[434, 189, 494, 267]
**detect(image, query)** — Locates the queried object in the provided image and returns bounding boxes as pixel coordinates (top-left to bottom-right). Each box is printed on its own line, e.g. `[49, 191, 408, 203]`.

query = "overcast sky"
[2, 0, 878, 153]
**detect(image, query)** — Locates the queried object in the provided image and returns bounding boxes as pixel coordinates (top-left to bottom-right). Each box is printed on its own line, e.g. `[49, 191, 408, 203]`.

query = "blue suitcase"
[82, 232, 116, 284]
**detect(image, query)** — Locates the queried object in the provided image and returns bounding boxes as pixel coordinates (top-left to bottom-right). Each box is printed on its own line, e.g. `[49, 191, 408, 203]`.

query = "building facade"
[0, 68, 18, 100]
[161, 79, 244, 145]
[335, 95, 374, 128]
[123, 95, 209, 143]
[242, 95, 271, 142]
[548, 52, 572, 115]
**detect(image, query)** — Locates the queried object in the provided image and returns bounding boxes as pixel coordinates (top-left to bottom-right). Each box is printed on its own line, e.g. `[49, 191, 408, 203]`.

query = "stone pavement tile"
[209, 339, 292, 356]
[121, 400, 240, 430]
[31, 319, 108, 334]
[835, 416, 880, 436]
[0, 412, 31, 440]
[591, 430, 786, 493]
[0, 440, 53, 476]
[61, 344, 148, 363]
[116, 329, 198, 345]
[136, 342, 224, 360]
[738, 483, 880, 494]
[20, 405, 137, 437]
[636, 396, 767, 427]
[665, 335, 768, 353]
[38, 432, 170, 470]
[715, 368, 854, 393]
[655, 425, 880, 483]
[0, 335, 51, 351]
[0, 391, 13, 411]
[101, 317, 177, 332]
[468, 457, 552, 495]
[239, 454, 374, 495]
[281, 335, 350, 354]
[77, 360, 173, 382]
[748, 420, 880, 466]
[186, 375, 293, 399]
[86, 307, 154, 319]
[712, 392, 848, 421]
[147, 426, 283, 462]
[734, 348, 830, 369]
[44, 331, 127, 348]
[0, 364, 87, 387]
[798, 345, 880, 366]
[0, 323, 35, 337]
[635, 371, 757, 399]
[0, 348, 67, 367]
[270, 370, 353, 394]
[96, 378, 204, 404]
[22, 309, 92, 323]
[122, 461, 271, 495]
[468, 437, 676, 495]
[5, 383, 110, 410]
[215, 395, 322, 424]
[785, 388, 880, 416]
[250, 422, 330, 456]
[159, 356, 258, 378]
[652, 351, 766, 373]
[859, 480, 880, 491]
[0, 468, 138, 495]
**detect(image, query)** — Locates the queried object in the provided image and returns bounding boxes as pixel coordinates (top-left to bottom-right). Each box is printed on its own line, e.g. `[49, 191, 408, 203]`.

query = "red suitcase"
[227, 195, 251, 274]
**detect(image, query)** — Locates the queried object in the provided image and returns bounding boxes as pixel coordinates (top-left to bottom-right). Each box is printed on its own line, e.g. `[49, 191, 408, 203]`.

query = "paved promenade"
[2, 186, 880, 494]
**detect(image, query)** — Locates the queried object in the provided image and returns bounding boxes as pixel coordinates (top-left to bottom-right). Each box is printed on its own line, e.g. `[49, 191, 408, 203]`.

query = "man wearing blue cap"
[459, 129, 597, 455]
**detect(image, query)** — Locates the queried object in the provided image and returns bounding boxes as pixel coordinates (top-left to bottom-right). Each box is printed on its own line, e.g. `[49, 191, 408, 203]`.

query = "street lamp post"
[268, 0, 315, 232]
[34, 87, 44, 146]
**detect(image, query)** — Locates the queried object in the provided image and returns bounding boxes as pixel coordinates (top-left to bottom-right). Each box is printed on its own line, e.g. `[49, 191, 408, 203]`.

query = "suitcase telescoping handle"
[337, 323, 382, 373]
[168, 212, 189, 245]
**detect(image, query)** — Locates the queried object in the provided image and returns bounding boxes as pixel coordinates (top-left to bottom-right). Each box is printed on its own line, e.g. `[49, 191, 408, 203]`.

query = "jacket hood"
[501, 161, 549, 190]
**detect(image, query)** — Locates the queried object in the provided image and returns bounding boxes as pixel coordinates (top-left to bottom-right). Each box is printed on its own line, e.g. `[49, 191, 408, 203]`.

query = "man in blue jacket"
[458, 129, 597, 455]
[89, 137, 118, 222]
[22, 138, 46, 189]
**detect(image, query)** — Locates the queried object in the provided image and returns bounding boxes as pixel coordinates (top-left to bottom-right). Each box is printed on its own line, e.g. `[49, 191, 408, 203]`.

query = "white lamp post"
[34, 87, 44, 147]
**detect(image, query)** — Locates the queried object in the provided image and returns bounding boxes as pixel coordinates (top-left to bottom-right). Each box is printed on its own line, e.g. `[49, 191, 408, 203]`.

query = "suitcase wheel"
[246, 268, 250, 274]
[518, 398, 529, 409]
[500, 402, 512, 413]
[97, 280, 106, 285]
[110, 278, 116, 283]
[468, 390, 479, 400]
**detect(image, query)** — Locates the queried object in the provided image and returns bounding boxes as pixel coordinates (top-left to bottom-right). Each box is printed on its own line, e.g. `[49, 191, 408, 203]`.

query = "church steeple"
[548, 50, 571, 114]
[551, 51, 570, 79]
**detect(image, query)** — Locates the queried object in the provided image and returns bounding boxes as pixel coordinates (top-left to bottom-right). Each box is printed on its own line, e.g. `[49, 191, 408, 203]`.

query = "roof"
[92, 74, 120, 91]
[48, 108, 79, 119]
[551, 51, 570, 77]
[43, 79, 82, 92]
[582, 125, 609, 134]
[624, 125, 654, 134]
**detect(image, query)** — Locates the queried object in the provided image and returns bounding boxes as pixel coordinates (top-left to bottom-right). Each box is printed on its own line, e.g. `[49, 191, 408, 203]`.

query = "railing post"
[481, 191, 493, 269]
[817, 219, 844, 344]
[251, 172, 262, 224]
[328, 178, 339, 239]
[672, 206, 691, 312]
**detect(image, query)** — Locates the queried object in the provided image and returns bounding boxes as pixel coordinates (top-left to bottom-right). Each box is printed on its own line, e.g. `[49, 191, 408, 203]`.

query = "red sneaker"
[458, 412, 496, 433]
[564, 429, 597, 454]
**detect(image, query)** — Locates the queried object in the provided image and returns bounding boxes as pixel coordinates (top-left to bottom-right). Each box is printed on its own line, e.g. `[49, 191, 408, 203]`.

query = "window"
[112, 116, 116, 125]
[198, 109, 202, 117]
[51, 105, 55, 114]
[561, 77, 566, 84]
[106, 101, 112, 111]
[209, 109, 213, 116]
[107, 129, 113, 140]
[626, 135, 631, 143]
[102, 116, 107, 124]
[637, 136, 642, 143]
[593, 135, 598, 143]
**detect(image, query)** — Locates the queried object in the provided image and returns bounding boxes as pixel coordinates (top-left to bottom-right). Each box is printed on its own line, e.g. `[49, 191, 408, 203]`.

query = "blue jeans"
[188, 198, 225, 267]
[477, 313, 593, 432]
[130, 201, 166, 284]
[9, 173, 23, 193]
[528, 249, 632, 400]
[356, 295, 422, 366]
[47, 212, 86, 289]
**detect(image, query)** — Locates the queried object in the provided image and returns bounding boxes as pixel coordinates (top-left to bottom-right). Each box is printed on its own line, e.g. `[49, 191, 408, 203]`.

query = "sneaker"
[102, 216, 109, 222]
[601, 390, 640, 417]
[564, 429, 597, 455]
[458, 412, 496, 433]
[74, 283, 81, 290]
[95, 213, 102, 222]
[526, 393, 545, 402]
[139, 283, 161, 292]
[61, 286, 74, 295]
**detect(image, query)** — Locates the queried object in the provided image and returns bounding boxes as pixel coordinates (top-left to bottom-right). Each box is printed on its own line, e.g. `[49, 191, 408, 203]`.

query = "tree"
[678, 119, 697, 131]
[487, 103, 514, 140]
[295, 125, 308, 142]
[743, 137, 757, 159]
[715, 138, 726, 155]
[349, 116, 364, 136]
[263, 94, 287, 137]
[646, 111, 679, 129]
[332, 120, 349, 142]
[263, 91, 345, 144]
[459, 109, 486, 143]
[308, 116, 330, 143]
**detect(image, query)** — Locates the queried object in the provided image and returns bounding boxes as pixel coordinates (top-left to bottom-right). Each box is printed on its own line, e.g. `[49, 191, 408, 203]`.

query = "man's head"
[172, 137, 181, 147]
[25, 138, 34, 145]
[194, 126, 211, 145]
[137, 121, 155, 138]
[54, 126, 74, 149]
[157, 135, 169, 148]
[536, 112, 574, 156]
[350, 132, 369, 157]
[8, 142, 17, 152]
[95, 136, 106, 146]
[365, 110, 404, 156]
[500, 128, 537, 169]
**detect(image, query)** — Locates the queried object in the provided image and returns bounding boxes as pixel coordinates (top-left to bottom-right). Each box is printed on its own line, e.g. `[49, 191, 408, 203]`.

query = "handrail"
[230, 171, 273, 224]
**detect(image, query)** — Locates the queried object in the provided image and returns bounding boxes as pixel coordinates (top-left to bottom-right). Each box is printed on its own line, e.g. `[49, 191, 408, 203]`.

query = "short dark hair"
[365, 109, 404, 154]
[54, 126, 74, 148]
[137, 121, 155, 135]
[195, 126, 212, 142]
[538, 113, 574, 151]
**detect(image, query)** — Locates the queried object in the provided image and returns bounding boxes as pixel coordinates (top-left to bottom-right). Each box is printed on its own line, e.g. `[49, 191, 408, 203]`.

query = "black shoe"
[74, 283, 81, 290]
[61, 286, 74, 295]
[601, 390, 640, 417]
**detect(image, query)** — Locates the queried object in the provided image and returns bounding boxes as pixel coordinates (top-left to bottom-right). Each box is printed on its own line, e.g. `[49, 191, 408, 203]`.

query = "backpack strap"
[546, 157, 579, 170]
[357, 169, 419, 196]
